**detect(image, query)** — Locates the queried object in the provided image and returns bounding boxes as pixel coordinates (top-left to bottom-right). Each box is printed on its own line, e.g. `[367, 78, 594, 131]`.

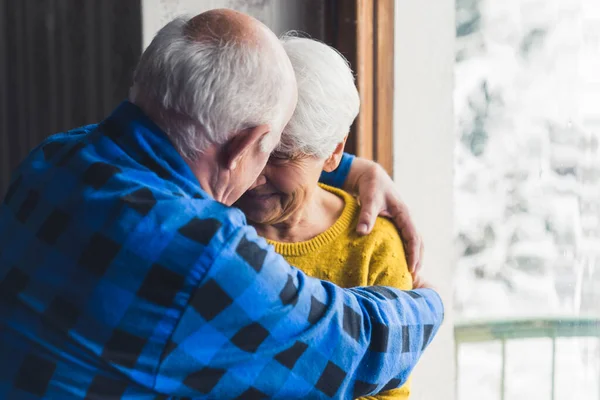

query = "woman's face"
[235, 151, 325, 225]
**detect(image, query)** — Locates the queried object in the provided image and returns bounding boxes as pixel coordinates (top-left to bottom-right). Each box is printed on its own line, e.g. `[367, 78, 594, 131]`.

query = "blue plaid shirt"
[0, 101, 444, 399]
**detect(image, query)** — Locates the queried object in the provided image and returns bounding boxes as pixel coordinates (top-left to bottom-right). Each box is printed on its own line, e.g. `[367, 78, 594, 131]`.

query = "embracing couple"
[0, 9, 443, 400]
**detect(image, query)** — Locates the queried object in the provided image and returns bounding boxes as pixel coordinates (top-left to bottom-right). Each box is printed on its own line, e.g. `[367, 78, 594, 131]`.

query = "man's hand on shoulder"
[345, 157, 424, 277]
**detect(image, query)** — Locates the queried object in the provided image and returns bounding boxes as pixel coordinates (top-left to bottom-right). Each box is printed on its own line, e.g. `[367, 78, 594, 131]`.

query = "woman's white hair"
[129, 16, 293, 159]
[277, 34, 360, 159]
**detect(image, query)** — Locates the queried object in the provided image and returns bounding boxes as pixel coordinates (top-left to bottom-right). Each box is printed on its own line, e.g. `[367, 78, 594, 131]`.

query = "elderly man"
[0, 9, 443, 400]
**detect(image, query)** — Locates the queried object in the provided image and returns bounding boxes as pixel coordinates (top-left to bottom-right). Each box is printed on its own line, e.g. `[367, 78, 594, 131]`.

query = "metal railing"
[455, 316, 600, 400]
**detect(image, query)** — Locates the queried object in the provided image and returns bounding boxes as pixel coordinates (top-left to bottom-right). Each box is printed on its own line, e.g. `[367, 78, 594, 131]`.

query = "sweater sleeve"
[156, 223, 444, 398]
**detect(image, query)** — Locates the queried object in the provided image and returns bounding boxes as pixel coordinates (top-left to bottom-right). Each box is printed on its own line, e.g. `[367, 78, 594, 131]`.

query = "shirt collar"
[103, 101, 206, 197]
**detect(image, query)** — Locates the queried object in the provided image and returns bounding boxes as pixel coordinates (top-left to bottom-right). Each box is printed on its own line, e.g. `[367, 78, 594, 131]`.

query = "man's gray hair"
[276, 35, 360, 159]
[129, 16, 292, 159]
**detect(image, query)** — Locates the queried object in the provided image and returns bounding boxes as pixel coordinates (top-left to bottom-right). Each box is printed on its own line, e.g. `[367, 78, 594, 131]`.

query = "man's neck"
[134, 101, 235, 205]
[185, 146, 234, 205]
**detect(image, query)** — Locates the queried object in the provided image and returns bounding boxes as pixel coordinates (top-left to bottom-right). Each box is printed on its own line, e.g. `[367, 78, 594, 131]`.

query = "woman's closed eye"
[268, 152, 290, 165]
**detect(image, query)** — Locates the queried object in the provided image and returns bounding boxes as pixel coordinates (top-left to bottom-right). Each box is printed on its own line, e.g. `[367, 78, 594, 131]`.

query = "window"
[455, 0, 600, 399]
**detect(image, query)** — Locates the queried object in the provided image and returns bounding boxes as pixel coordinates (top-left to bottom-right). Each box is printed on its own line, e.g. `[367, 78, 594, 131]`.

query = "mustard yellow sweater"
[266, 184, 413, 400]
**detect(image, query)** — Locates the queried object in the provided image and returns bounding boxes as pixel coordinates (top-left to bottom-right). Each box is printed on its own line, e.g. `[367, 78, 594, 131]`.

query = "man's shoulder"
[167, 195, 248, 233]
[15, 123, 249, 243]
[39, 123, 100, 149]
[46, 123, 100, 141]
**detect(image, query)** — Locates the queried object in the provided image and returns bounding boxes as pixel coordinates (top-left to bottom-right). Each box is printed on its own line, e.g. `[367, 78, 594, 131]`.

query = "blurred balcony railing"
[455, 317, 600, 400]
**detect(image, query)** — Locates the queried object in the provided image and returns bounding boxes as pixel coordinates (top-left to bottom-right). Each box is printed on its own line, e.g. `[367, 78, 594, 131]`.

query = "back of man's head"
[130, 9, 296, 159]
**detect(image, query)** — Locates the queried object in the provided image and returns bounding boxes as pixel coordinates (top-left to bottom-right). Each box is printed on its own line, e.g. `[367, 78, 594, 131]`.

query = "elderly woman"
[235, 36, 413, 399]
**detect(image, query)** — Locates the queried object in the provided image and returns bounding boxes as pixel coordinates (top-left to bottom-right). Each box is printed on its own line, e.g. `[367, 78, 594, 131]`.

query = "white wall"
[394, 1, 456, 399]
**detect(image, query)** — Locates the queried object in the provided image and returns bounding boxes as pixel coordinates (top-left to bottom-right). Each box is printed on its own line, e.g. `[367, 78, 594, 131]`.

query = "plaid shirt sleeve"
[0, 104, 442, 399]
[156, 222, 444, 399]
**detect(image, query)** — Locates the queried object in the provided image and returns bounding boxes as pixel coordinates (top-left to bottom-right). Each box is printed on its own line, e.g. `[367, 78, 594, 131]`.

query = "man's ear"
[223, 125, 270, 170]
[323, 135, 348, 172]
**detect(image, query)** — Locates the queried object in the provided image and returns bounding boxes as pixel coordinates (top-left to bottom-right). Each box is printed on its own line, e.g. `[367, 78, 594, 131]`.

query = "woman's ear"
[323, 135, 348, 172]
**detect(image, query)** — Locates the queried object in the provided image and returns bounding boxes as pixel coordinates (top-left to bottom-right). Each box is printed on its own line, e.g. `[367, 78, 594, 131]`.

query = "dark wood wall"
[325, 0, 395, 175]
[0, 0, 142, 194]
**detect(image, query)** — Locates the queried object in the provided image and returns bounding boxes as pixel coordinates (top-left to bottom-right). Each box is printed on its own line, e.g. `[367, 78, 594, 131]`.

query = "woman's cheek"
[270, 167, 299, 193]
